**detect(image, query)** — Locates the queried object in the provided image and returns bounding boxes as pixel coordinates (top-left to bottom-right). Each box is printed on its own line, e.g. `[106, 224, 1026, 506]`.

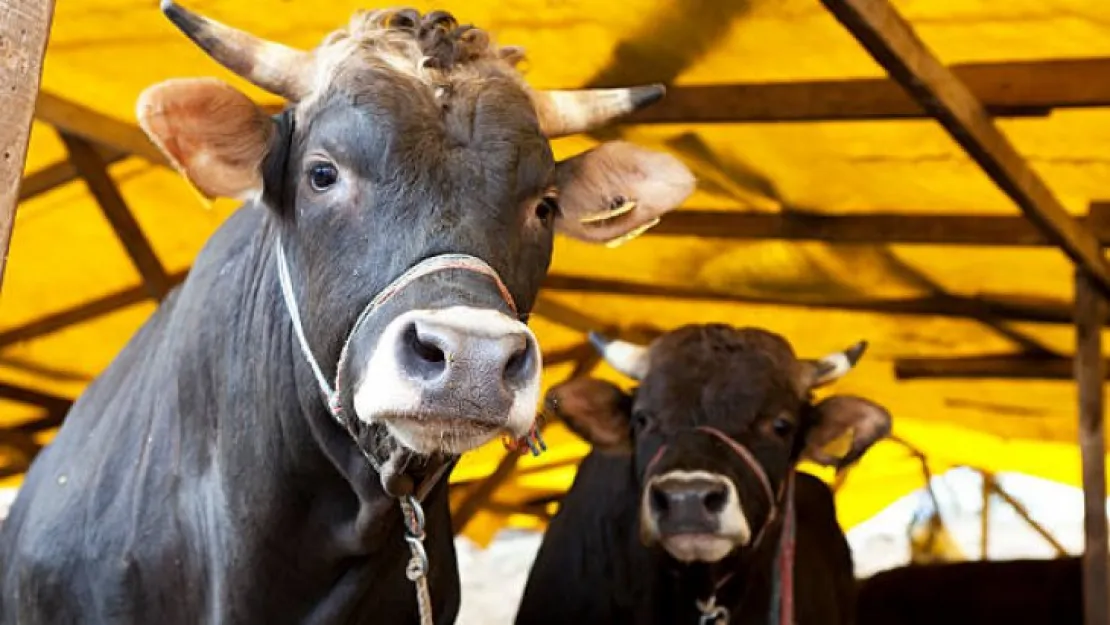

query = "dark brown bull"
[857, 557, 1082, 625]
[516, 324, 892, 625]
[0, 4, 695, 624]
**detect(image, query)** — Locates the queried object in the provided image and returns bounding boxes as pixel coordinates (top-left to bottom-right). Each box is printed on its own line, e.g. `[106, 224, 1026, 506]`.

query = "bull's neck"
[649, 516, 788, 625]
[182, 207, 402, 549]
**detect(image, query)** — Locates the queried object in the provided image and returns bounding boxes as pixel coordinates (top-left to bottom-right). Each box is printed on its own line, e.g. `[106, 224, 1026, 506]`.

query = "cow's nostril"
[409, 324, 446, 364]
[502, 336, 534, 386]
[397, 322, 450, 382]
[650, 486, 670, 515]
[703, 484, 728, 514]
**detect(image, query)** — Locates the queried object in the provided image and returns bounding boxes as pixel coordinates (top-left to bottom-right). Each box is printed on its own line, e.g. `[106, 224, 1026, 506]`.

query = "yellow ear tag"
[820, 427, 855, 460]
[580, 200, 637, 224]
[604, 218, 661, 249]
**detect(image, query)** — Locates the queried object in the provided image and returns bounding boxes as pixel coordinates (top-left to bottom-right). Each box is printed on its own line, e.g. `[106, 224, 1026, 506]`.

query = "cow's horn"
[588, 332, 649, 380]
[534, 85, 666, 138]
[805, 341, 868, 389]
[162, 0, 314, 101]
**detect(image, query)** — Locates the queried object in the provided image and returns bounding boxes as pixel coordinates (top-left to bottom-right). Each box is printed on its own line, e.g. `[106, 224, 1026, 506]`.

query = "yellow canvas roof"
[5, 0, 1110, 545]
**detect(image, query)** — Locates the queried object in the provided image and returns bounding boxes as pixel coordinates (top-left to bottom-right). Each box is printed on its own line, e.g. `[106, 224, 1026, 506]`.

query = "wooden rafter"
[0, 0, 56, 288]
[820, 0, 1110, 298]
[532, 296, 612, 334]
[0, 269, 188, 348]
[60, 132, 173, 301]
[36, 91, 168, 167]
[894, 355, 1110, 381]
[648, 206, 1110, 248]
[543, 274, 1082, 326]
[0, 381, 71, 415]
[20, 147, 127, 204]
[627, 58, 1110, 125]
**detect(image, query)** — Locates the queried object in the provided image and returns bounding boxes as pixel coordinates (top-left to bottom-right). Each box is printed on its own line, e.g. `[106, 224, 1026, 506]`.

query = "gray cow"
[0, 4, 695, 624]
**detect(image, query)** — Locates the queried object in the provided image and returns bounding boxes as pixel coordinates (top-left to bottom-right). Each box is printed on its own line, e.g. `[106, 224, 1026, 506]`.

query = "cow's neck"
[185, 209, 420, 555]
[648, 501, 794, 625]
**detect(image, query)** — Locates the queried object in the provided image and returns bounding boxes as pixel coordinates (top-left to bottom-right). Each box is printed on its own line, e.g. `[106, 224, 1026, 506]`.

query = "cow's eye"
[771, 417, 794, 437]
[309, 162, 339, 191]
[631, 410, 649, 431]
[535, 195, 559, 227]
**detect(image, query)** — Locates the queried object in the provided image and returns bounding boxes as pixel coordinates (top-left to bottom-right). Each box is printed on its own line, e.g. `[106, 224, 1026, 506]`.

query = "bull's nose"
[649, 475, 730, 534]
[396, 314, 537, 392]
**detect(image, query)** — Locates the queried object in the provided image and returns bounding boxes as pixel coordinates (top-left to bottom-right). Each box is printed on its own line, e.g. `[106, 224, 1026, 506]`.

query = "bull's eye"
[771, 417, 794, 437]
[535, 196, 559, 227]
[308, 162, 339, 191]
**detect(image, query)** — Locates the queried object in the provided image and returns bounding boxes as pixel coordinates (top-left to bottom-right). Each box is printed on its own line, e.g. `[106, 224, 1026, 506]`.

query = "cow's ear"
[137, 78, 275, 200]
[553, 141, 695, 246]
[803, 396, 892, 469]
[545, 376, 633, 454]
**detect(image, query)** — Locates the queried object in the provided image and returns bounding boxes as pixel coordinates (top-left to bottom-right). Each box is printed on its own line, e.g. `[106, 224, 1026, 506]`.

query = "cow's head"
[546, 324, 891, 564]
[138, 3, 695, 457]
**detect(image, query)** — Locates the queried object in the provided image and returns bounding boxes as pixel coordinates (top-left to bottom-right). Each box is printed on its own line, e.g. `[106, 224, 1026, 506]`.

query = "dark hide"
[857, 557, 1082, 625]
[516, 459, 855, 625]
[0, 210, 459, 624]
[516, 324, 890, 625]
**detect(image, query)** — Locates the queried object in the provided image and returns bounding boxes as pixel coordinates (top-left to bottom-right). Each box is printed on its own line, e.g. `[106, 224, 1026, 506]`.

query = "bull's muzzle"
[640, 470, 751, 564]
[353, 306, 541, 454]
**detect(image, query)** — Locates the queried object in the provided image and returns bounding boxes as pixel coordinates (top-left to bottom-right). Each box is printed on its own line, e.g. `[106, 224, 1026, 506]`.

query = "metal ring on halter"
[404, 535, 429, 581]
[402, 495, 426, 537]
[697, 598, 730, 625]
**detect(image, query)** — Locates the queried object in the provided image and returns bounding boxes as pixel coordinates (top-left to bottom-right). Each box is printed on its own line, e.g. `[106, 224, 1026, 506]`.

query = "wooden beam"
[0, 0, 56, 289]
[0, 381, 71, 413]
[532, 296, 612, 334]
[647, 209, 1110, 248]
[544, 274, 1081, 325]
[36, 91, 168, 166]
[0, 269, 188, 348]
[894, 354, 1104, 380]
[1076, 269, 1109, 625]
[19, 148, 127, 204]
[60, 132, 172, 301]
[821, 0, 1110, 298]
[626, 58, 1110, 124]
[541, 342, 595, 370]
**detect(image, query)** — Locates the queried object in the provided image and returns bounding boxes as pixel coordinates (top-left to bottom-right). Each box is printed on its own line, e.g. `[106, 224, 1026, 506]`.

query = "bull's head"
[546, 325, 891, 564]
[138, 3, 695, 457]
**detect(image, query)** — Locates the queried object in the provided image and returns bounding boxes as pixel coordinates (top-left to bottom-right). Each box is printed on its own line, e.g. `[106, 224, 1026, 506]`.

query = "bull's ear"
[803, 396, 892, 469]
[553, 141, 695, 247]
[137, 78, 275, 200]
[545, 377, 633, 454]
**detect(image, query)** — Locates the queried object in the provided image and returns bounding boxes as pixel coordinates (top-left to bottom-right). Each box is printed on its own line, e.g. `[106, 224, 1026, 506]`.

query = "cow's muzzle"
[353, 306, 541, 454]
[640, 470, 751, 563]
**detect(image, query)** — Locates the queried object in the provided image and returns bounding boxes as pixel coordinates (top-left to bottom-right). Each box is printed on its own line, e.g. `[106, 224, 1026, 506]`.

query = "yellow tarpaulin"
[5, 0, 1110, 545]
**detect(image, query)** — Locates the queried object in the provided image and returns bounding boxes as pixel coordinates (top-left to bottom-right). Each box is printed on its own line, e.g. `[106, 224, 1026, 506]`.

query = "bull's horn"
[534, 85, 666, 138]
[162, 0, 314, 101]
[588, 332, 649, 380]
[807, 341, 868, 389]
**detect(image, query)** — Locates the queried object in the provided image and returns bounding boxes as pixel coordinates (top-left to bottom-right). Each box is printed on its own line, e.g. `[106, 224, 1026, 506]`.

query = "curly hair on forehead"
[320, 7, 523, 74]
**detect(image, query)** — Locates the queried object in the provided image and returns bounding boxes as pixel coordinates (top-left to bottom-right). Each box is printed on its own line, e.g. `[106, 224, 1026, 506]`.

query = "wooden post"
[1076, 269, 1109, 625]
[0, 0, 57, 288]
